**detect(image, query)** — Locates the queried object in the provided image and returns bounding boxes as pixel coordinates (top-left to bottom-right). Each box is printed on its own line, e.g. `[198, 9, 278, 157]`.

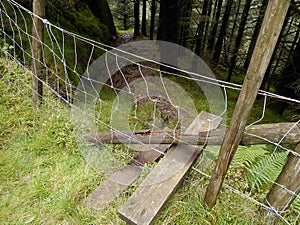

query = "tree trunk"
[157, 0, 180, 43]
[150, 0, 156, 40]
[134, 0, 140, 38]
[179, 0, 192, 47]
[207, 0, 223, 52]
[84, 0, 117, 37]
[243, 0, 268, 69]
[202, 0, 213, 53]
[211, 0, 233, 67]
[142, 0, 147, 36]
[195, 0, 209, 56]
[226, 0, 241, 60]
[227, 0, 252, 81]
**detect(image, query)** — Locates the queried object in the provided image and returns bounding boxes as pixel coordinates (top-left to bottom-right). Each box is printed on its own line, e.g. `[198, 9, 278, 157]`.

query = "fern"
[232, 145, 288, 192]
[232, 145, 268, 168]
[291, 197, 300, 213]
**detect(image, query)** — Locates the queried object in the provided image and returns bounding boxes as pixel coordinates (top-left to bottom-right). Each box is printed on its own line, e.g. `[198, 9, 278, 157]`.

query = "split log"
[86, 123, 300, 146]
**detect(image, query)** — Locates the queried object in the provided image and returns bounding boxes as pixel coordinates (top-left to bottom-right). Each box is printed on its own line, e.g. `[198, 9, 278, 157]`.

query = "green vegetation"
[2, 0, 116, 87]
[1, 1, 299, 224]
[1, 58, 299, 224]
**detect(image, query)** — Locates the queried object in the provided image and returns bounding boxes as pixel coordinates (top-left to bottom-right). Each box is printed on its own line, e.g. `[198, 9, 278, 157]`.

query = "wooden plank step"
[118, 111, 222, 224]
[118, 144, 204, 225]
[84, 144, 170, 210]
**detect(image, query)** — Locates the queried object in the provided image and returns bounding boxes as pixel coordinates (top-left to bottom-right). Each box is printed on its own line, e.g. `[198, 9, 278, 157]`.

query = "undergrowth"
[0, 58, 299, 224]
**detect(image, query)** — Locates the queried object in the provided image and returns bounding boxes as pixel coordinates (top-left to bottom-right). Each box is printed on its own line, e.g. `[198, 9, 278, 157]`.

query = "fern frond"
[246, 151, 288, 191]
[291, 197, 300, 213]
[232, 145, 288, 192]
[232, 145, 268, 168]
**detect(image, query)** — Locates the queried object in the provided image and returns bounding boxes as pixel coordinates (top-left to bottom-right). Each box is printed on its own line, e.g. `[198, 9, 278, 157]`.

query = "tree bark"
[179, 0, 192, 47]
[84, 0, 117, 37]
[157, 0, 180, 43]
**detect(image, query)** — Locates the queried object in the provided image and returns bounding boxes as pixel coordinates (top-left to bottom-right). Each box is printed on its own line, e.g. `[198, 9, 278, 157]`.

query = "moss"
[46, 1, 115, 44]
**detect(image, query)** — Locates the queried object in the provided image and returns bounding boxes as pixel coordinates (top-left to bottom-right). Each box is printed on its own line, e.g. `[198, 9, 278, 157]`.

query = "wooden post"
[32, 0, 45, 106]
[265, 143, 300, 223]
[204, 0, 291, 208]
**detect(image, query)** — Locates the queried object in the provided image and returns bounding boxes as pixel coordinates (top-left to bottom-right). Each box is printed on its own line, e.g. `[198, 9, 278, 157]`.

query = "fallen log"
[86, 123, 300, 146]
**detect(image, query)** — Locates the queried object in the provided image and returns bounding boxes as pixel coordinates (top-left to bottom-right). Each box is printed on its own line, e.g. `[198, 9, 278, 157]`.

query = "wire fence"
[0, 0, 299, 224]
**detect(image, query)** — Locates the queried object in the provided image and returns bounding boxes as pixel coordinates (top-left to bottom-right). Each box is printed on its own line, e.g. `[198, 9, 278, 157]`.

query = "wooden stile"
[118, 111, 222, 224]
[85, 111, 221, 210]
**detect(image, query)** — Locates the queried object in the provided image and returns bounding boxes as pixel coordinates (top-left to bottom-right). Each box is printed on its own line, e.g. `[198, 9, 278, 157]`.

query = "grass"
[0, 56, 299, 225]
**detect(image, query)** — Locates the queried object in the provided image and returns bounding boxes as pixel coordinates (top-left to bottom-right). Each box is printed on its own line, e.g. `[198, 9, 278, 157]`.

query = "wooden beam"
[264, 143, 300, 223]
[118, 144, 204, 225]
[86, 123, 300, 146]
[204, 0, 291, 208]
[32, 0, 46, 106]
[84, 144, 170, 210]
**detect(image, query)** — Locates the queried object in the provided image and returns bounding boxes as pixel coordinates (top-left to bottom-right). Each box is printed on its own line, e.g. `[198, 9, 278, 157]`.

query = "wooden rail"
[86, 123, 299, 146]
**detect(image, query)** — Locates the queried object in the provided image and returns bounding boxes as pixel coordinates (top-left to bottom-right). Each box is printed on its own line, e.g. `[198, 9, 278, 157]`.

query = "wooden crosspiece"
[118, 111, 222, 225]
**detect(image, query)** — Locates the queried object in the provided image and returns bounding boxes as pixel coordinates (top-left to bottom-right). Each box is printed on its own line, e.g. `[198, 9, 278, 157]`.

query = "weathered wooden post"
[204, 0, 291, 208]
[265, 142, 300, 223]
[32, 0, 45, 106]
